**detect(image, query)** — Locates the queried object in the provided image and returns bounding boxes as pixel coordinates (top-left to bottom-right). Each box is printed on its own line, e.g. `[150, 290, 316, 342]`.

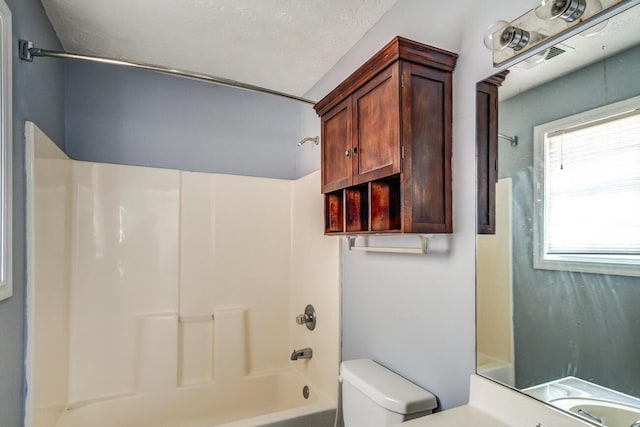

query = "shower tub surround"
[25, 122, 339, 427]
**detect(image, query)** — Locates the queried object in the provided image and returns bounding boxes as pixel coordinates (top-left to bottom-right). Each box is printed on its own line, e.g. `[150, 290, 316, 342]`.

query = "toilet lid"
[340, 359, 438, 414]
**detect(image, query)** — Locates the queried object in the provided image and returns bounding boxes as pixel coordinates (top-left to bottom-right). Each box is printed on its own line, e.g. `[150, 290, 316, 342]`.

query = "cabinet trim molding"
[314, 36, 458, 117]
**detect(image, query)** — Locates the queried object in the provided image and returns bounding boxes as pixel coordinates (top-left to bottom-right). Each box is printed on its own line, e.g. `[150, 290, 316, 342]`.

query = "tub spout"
[291, 348, 313, 360]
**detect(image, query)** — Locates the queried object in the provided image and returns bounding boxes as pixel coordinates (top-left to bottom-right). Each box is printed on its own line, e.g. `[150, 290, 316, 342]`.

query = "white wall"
[296, 0, 534, 410]
[290, 171, 341, 403]
[179, 172, 293, 383]
[68, 161, 181, 401]
[25, 122, 72, 427]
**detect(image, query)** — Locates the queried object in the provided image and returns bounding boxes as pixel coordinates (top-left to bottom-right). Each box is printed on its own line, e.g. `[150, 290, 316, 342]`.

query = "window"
[0, 0, 11, 301]
[533, 96, 640, 277]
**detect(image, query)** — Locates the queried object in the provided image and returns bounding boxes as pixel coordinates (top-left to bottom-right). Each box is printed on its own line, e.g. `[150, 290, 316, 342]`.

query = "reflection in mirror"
[476, 2, 640, 425]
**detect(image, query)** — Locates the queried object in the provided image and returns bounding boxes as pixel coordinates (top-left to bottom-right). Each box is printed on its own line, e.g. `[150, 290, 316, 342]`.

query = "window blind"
[545, 110, 640, 254]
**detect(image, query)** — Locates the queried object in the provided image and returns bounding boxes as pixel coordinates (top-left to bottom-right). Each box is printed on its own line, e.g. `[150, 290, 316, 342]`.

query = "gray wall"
[340, 239, 475, 410]
[66, 61, 300, 179]
[0, 0, 65, 426]
[499, 44, 640, 396]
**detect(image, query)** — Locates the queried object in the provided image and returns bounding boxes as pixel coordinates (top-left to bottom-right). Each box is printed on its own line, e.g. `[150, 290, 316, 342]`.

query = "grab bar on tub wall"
[179, 314, 214, 323]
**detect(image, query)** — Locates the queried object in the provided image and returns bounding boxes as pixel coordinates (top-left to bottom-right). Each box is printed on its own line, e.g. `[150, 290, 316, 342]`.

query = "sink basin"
[550, 397, 640, 427]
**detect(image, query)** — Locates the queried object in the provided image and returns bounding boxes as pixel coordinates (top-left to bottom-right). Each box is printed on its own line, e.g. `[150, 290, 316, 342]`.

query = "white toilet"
[340, 359, 438, 426]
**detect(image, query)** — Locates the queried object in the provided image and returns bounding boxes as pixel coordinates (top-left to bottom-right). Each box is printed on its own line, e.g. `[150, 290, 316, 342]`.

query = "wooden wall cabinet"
[314, 37, 458, 235]
[476, 72, 508, 235]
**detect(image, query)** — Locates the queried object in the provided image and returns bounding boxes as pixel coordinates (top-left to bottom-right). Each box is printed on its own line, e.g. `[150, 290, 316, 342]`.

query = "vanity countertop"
[397, 404, 507, 426]
[396, 375, 593, 427]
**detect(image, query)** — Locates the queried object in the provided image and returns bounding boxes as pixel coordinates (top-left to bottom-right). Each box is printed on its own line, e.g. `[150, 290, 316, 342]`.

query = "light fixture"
[484, 0, 621, 66]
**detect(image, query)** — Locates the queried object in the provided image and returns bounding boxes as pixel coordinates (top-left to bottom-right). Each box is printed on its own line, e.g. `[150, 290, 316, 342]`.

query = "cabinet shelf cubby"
[371, 176, 401, 232]
[345, 185, 369, 233]
[324, 175, 402, 235]
[325, 191, 344, 233]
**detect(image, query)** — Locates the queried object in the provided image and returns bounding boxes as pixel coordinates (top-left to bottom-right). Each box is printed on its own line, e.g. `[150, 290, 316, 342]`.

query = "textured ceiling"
[40, 0, 398, 97]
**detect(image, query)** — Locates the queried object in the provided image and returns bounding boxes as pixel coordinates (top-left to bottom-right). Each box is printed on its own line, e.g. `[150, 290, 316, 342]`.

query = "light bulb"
[483, 21, 543, 52]
[535, 0, 602, 23]
[483, 20, 511, 51]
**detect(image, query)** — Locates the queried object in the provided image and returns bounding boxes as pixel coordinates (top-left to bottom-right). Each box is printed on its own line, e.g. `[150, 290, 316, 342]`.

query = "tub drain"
[302, 385, 310, 399]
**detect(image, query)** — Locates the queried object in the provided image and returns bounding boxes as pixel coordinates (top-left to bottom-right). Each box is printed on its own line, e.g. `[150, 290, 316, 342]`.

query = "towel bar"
[345, 235, 429, 254]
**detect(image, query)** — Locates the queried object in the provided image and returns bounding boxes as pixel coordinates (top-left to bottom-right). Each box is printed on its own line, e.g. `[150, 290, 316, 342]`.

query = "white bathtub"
[48, 371, 335, 427]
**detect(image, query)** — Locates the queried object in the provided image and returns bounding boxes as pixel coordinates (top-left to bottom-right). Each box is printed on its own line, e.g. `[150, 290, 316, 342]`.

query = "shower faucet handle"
[295, 304, 316, 331]
[296, 314, 310, 324]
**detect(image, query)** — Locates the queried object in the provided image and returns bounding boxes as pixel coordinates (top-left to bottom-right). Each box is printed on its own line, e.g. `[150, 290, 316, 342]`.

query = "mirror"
[476, 2, 640, 424]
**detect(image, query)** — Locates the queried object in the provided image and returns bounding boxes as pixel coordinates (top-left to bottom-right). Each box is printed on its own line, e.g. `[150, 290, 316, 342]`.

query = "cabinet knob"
[345, 149, 351, 157]
[352, 146, 357, 155]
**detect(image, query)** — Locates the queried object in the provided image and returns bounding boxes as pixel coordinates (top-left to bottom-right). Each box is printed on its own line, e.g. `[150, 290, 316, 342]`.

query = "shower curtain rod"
[18, 40, 317, 105]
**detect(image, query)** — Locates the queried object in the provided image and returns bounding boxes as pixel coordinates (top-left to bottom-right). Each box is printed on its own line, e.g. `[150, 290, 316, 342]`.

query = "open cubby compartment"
[370, 175, 401, 232]
[345, 184, 369, 233]
[325, 190, 344, 233]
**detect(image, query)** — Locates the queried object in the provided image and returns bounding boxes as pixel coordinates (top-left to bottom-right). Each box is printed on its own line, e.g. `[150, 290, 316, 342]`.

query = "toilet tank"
[340, 359, 438, 427]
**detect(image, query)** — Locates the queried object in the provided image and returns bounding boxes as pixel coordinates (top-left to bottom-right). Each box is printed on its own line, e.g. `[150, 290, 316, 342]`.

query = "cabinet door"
[401, 62, 452, 233]
[321, 98, 352, 193]
[352, 63, 400, 185]
[476, 80, 499, 234]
